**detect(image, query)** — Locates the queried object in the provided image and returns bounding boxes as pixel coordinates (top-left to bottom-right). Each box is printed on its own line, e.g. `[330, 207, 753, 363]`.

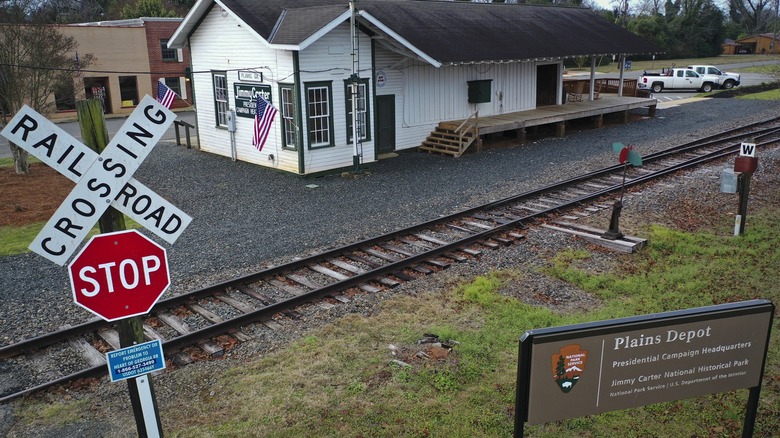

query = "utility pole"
[349, 0, 362, 172]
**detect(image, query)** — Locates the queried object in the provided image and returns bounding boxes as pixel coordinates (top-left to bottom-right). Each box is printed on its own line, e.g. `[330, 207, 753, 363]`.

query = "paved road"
[594, 60, 779, 102]
[0, 110, 196, 159]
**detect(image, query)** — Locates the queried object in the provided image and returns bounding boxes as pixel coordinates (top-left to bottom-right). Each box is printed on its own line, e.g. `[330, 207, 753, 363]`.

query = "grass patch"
[17, 398, 90, 426]
[0, 216, 141, 256]
[0, 155, 41, 168]
[0, 222, 50, 257]
[153, 209, 779, 437]
[736, 88, 780, 100]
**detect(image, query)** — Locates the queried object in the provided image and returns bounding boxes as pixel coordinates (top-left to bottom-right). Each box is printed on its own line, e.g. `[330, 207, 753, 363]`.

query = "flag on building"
[157, 81, 177, 109]
[253, 96, 278, 151]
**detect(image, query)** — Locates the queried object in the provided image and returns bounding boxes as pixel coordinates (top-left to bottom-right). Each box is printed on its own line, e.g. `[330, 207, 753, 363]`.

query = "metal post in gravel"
[733, 142, 759, 237]
[77, 99, 163, 438]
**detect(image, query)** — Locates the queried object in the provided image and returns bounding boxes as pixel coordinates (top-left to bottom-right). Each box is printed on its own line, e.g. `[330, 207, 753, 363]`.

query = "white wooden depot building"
[170, 0, 658, 175]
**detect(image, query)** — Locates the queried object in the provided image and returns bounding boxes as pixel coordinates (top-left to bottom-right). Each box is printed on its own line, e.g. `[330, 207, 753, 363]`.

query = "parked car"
[638, 68, 718, 93]
[686, 65, 741, 89]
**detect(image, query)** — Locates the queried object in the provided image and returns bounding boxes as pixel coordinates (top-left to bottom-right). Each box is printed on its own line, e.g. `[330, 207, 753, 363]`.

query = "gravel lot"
[2, 97, 780, 436]
[3, 98, 779, 344]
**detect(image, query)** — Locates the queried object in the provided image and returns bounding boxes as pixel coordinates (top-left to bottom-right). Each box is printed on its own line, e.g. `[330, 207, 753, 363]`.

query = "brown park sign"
[514, 300, 774, 436]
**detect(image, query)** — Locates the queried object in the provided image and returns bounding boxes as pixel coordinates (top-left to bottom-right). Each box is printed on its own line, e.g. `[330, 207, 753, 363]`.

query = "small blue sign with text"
[106, 339, 166, 382]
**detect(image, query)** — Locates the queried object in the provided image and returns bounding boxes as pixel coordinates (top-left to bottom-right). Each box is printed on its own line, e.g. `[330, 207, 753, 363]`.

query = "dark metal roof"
[218, 0, 346, 38]
[269, 5, 348, 45]
[196, 0, 660, 63]
[361, 1, 660, 63]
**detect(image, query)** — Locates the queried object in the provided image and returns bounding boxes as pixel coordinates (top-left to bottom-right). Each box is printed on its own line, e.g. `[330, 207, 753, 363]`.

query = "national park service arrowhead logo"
[552, 344, 588, 393]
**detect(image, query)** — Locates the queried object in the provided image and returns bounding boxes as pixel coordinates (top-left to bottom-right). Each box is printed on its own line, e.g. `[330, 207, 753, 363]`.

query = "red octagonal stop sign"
[68, 230, 170, 322]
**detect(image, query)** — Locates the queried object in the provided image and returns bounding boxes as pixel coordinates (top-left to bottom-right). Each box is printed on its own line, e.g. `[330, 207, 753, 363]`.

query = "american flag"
[156, 81, 177, 109]
[252, 96, 278, 151]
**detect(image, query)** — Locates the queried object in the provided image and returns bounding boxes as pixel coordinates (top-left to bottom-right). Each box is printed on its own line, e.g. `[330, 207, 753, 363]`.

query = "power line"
[0, 63, 273, 76]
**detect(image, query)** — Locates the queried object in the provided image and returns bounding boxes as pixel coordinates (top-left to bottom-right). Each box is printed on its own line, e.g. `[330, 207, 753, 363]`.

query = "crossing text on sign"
[0, 95, 191, 265]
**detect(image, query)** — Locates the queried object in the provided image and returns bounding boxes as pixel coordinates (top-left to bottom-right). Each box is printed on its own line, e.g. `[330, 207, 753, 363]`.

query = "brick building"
[52, 17, 191, 120]
[140, 18, 193, 110]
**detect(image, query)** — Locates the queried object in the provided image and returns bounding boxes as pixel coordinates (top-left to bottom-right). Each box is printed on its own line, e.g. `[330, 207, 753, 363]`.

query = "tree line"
[605, 0, 779, 59]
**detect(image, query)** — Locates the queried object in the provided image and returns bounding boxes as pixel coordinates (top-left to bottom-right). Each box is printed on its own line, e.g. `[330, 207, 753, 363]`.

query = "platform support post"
[555, 122, 565, 137]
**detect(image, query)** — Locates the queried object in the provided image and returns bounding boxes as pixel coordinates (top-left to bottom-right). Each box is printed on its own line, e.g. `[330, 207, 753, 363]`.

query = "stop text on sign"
[76, 255, 163, 297]
[69, 229, 170, 321]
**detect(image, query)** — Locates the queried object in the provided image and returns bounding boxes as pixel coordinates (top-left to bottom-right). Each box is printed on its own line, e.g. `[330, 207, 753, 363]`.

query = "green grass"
[0, 222, 50, 257]
[0, 217, 139, 256]
[737, 88, 780, 100]
[0, 155, 41, 168]
[122, 209, 780, 437]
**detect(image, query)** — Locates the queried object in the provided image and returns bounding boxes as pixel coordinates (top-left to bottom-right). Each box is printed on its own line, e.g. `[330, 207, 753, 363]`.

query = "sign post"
[733, 142, 758, 236]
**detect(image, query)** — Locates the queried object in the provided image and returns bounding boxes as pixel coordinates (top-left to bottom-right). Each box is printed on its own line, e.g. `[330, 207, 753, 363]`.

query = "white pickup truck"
[686, 65, 741, 89]
[637, 68, 718, 93]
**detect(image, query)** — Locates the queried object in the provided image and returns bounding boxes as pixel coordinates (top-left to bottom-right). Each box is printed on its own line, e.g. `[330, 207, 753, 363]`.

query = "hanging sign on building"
[234, 83, 272, 118]
[238, 70, 263, 83]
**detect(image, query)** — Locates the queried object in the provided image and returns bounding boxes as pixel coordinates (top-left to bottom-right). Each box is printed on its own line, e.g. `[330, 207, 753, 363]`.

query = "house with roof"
[735, 33, 780, 55]
[170, 0, 658, 175]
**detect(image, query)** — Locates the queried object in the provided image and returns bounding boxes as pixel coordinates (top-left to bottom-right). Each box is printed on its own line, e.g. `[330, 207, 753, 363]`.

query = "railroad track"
[3, 117, 780, 403]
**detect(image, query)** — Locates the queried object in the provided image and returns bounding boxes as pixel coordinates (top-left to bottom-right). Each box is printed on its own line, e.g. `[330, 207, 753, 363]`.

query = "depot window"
[279, 84, 298, 150]
[163, 77, 182, 98]
[213, 72, 228, 127]
[160, 39, 178, 61]
[305, 81, 334, 149]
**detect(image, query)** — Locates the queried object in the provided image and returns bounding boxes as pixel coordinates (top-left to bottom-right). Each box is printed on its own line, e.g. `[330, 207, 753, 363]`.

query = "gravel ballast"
[2, 98, 779, 343]
[1, 97, 780, 436]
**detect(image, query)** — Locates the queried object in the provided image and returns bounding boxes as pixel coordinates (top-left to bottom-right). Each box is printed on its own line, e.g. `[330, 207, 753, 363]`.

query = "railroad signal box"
[721, 168, 738, 193]
[68, 230, 170, 321]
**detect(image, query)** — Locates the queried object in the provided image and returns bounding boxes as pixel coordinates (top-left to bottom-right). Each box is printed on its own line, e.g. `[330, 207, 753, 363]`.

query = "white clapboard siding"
[190, 7, 298, 173]
[372, 46, 436, 151]
[373, 44, 546, 151]
[297, 22, 375, 174]
[190, 9, 557, 173]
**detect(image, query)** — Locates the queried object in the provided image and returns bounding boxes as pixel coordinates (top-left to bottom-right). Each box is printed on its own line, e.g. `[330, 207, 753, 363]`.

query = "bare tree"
[0, 0, 90, 174]
[730, 0, 773, 34]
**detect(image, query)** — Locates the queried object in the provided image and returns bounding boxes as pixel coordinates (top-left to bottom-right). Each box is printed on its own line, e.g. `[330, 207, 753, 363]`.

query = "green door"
[376, 95, 395, 154]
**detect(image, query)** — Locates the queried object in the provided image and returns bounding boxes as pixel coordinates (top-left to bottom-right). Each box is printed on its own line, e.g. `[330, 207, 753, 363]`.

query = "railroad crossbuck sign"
[0, 95, 192, 266]
[69, 230, 170, 321]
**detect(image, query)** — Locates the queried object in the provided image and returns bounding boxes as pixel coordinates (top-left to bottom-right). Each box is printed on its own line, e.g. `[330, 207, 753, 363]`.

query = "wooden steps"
[418, 124, 477, 157]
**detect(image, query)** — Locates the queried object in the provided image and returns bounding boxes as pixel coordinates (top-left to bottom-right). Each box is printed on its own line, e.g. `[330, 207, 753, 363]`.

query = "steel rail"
[3, 121, 778, 360]
[2, 120, 779, 403]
